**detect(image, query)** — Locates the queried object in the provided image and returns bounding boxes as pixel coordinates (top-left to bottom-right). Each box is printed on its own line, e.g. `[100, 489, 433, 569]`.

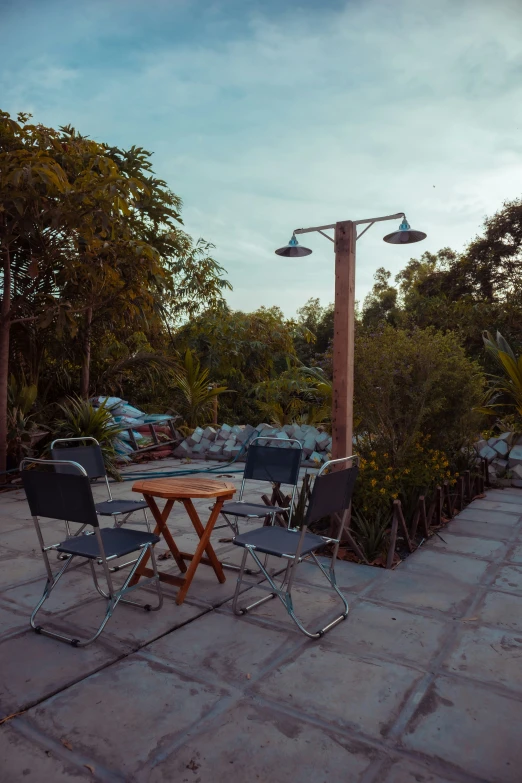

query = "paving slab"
[257, 645, 424, 739]
[491, 563, 522, 595]
[398, 549, 490, 584]
[469, 499, 522, 514]
[456, 507, 522, 526]
[0, 723, 93, 782]
[507, 542, 522, 563]
[28, 656, 231, 779]
[444, 623, 522, 693]
[404, 675, 522, 783]
[0, 520, 65, 555]
[380, 757, 465, 783]
[367, 569, 476, 616]
[0, 599, 28, 639]
[476, 588, 522, 632]
[56, 596, 209, 652]
[0, 551, 48, 590]
[144, 611, 297, 685]
[294, 557, 386, 593]
[427, 532, 507, 560]
[477, 489, 522, 505]
[0, 630, 120, 718]
[147, 700, 379, 783]
[0, 568, 99, 615]
[324, 600, 449, 667]
[441, 517, 515, 540]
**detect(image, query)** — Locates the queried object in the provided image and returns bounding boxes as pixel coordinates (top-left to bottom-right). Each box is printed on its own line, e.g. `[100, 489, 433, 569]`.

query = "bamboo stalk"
[386, 504, 399, 569]
[394, 499, 413, 553]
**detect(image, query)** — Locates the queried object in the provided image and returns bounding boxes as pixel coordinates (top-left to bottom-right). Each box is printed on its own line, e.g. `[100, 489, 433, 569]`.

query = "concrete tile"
[257, 645, 423, 738]
[471, 499, 522, 514]
[144, 611, 295, 685]
[0, 551, 47, 589]
[398, 549, 489, 584]
[0, 630, 119, 718]
[0, 513, 33, 533]
[456, 508, 522, 525]
[404, 675, 522, 783]
[444, 624, 522, 692]
[492, 564, 522, 595]
[381, 757, 463, 782]
[295, 557, 386, 593]
[28, 656, 228, 778]
[477, 590, 522, 632]
[231, 581, 347, 633]
[427, 532, 506, 560]
[367, 570, 475, 616]
[58, 597, 209, 651]
[0, 520, 65, 555]
[483, 490, 522, 505]
[0, 723, 92, 781]
[0, 567, 100, 615]
[326, 601, 449, 666]
[445, 518, 514, 540]
[0, 599, 27, 638]
[507, 543, 522, 564]
[147, 701, 379, 783]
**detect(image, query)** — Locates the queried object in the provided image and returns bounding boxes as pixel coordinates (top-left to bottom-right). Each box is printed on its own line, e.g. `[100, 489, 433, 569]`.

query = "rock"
[282, 424, 294, 435]
[216, 423, 232, 440]
[235, 423, 256, 443]
[492, 458, 508, 476]
[474, 439, 487, 453]
[496, 432, 513, 442]
[191, 443, 206, 455]
[199, 437, 212, 450]
[302, 433, 317, 457]
[202, 426, 217, 441]
[208, 443, 223, 457]
[309, 451, 322, 465]
[511, 464, 522, 480]
[173, 440, 191, 458]
[479, 445, 497, 461]
[509, 445, 522, 466]
[230, 445, 243, 460]
[187, 426, 204, 446]
[493, 439, 509, 457]
[315, 432, 330, 451]
[488, 437, 499, 448]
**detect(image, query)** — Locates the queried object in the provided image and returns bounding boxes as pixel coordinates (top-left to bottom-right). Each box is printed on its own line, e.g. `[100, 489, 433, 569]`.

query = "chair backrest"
[304, 465, 359, 527]
[51, 440, 106, 480]
[22, 467, 99, 527]
[244, 442, 302, 486]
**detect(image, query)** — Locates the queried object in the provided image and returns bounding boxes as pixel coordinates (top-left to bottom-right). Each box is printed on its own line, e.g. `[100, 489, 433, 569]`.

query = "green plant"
[6, 375, 46, 468]
[171, 349, 228, 429]
[52, 396, 124, 479]
[351, 507, 391, 564]
[477, 331, 522, 424]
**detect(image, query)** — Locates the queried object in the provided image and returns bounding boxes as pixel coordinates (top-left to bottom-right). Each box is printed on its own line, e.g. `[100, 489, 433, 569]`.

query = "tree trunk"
[0, 241, 12, 479]
[79, 307, 93, 399]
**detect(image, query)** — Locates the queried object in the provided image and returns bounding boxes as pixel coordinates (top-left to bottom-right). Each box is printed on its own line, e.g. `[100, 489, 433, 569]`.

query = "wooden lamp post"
[276, 215, 427, 461]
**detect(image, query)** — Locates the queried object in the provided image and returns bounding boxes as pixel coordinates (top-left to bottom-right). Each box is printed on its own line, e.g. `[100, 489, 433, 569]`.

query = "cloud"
[1, 0, 522, 314]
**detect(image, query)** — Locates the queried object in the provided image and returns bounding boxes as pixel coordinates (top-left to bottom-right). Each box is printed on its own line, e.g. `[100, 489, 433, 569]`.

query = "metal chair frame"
[21, 458, 163, 647]
[51, 436, 149, 571]
[232, 455, 359, 639]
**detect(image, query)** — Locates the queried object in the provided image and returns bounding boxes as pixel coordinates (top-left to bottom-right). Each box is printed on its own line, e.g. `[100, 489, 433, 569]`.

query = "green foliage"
[52, 397, 124, 479]
[478, 331, 522, 424]
[351, 507, 391, 564]
[354, 325, 485, 463]
[171, 349, 228, 429]
[362, 267, 399, 328]
[252, 362, 330, 427]
[293, 298, 334, 366]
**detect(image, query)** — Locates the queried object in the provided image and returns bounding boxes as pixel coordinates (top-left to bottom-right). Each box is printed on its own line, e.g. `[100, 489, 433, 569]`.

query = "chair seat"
[56, 528, 160, 559]
[222, 501, 288, 518]
[95, 499, 148, 516]
[233, 526, 326, 558]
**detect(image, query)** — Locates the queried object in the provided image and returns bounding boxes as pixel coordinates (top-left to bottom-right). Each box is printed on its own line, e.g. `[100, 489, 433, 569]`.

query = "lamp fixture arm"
[293, 212, 406, 243]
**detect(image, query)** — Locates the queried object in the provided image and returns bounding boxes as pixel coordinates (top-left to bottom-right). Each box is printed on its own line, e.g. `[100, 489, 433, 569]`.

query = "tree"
[361, 267, 399, 328]
[294, 298, 333, 366]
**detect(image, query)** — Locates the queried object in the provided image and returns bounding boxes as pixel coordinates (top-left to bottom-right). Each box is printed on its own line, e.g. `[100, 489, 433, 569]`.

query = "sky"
[1, 0, 522, 316]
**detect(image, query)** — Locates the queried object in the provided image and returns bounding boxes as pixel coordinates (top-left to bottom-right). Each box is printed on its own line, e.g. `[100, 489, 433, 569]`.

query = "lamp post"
[276, 214, 426, 461]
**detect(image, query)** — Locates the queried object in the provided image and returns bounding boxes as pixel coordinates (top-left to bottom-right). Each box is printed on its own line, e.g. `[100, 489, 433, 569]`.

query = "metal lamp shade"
[383, 219, 427, 245]
[275, 234, 312, 257]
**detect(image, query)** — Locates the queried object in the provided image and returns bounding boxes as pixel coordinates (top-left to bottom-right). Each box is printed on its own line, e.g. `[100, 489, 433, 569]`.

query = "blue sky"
[1, 0, 522, 315]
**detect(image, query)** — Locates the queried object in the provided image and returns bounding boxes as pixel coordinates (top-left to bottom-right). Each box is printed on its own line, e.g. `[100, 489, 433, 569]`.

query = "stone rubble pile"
[475, 432, 522, 487]
[173, 423, 332, 467]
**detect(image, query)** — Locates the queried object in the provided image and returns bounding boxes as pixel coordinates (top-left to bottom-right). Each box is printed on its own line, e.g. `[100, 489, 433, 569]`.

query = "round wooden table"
[129, 477, 236, 604]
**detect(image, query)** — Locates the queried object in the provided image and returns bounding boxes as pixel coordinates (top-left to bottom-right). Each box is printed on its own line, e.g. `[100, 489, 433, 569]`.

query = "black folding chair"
[219, 436, 303, 534]
[231, 455, 358, 639]
[21, 458, 163, 647]
[51, 437, 149, 569]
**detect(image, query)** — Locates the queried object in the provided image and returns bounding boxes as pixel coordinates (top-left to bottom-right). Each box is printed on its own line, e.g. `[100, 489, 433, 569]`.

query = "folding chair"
[21, 458, 163, 647]
[51, 437, 149, 569]
[218, 436, 303, 535]
[232, 455, 359, 639]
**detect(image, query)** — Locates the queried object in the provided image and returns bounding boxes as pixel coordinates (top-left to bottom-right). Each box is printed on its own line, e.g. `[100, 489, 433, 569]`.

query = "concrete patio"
[1, 459, 522, 782]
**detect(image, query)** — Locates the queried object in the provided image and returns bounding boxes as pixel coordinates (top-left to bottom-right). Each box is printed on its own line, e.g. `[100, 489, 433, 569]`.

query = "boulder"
[302, 433, 317, 457]
[187, 426, 204, 446]
[208, 443, 223, 457]
[315, 432, 330, 451]
[496, 432, 513, 443]
[202, 426, 217, 441]
[479, 445, 497, 462]
[509, 445, 522, 466]
[488, 437, 499, 448]
[191, 443, 206, 455]
[493, 439, 510, 457]
[492, 458, 508, 477]
[173, 440, 191, 458]
[474, 439, 488, 453]
[199, 437, 212, 451]
[511, 464, 522, 480]
[309, 451, 322, 465]
[235, 423, 256, 443]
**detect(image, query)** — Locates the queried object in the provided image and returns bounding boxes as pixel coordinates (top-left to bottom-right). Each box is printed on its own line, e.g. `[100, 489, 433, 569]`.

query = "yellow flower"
[391, 492, 398, 499]
[370, 451, 377, 457]
[371, 478, 377, 487]
[404, 468, 410, 474]
[380, 487, 386, 494]
[384, 453, 389, 458]
[370, 461, 377, 469]
[385, 475, 391, 481]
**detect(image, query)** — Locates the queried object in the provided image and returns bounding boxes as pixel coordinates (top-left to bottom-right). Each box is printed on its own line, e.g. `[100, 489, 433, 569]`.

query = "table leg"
[129, 495, 186, 587]
[175, 498, 227, 605]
